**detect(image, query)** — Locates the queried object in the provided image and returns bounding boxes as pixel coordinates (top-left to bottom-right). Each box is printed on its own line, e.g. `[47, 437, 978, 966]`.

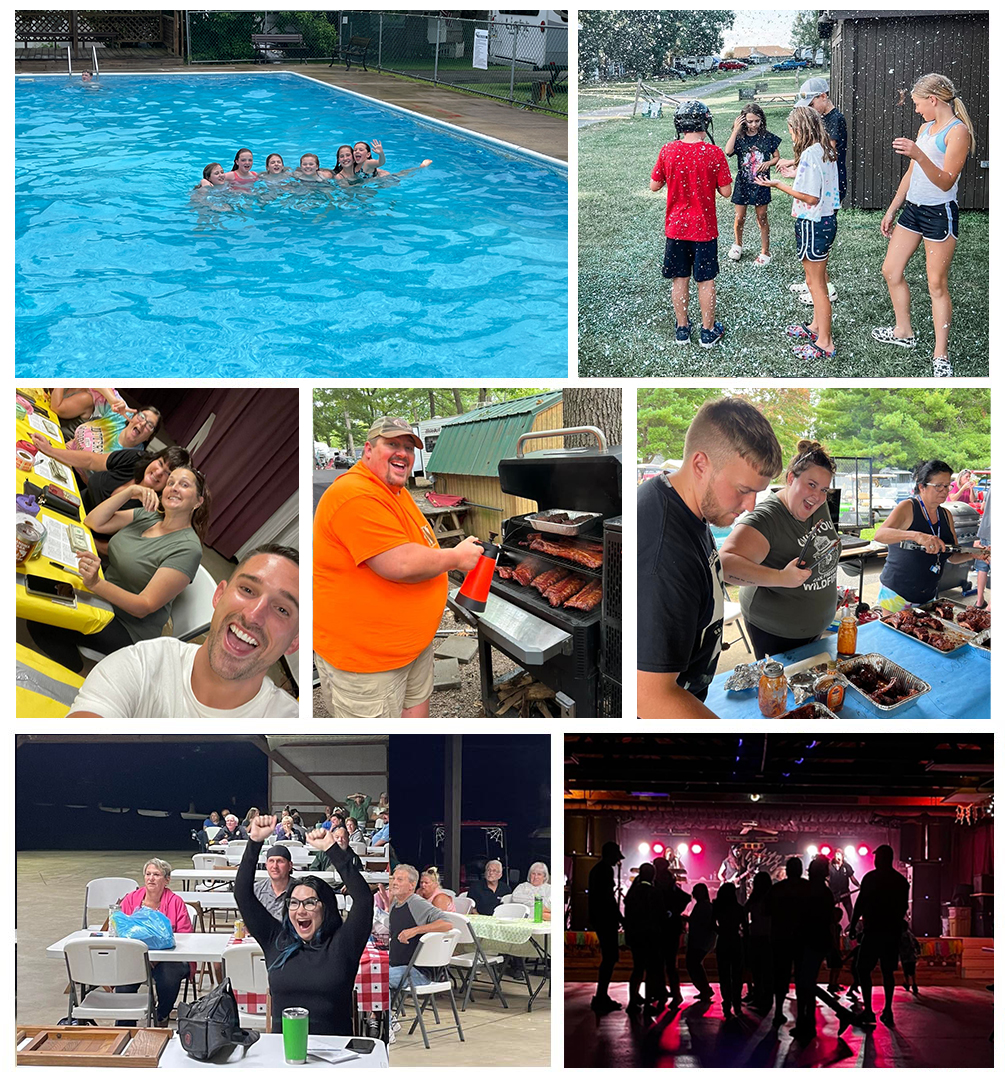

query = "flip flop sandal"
[933, 356, 953, 377]
[871, 326, 917, 348]
[727, 244, 743, 260]
[785, 323, 817, 340]
[792, 341, 836, 360]
[753, 253, 772, 267]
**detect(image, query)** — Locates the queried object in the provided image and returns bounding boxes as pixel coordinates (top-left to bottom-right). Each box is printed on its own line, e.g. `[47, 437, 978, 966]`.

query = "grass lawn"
[578, 76, 989, 378]
[580, 73, 731, 111]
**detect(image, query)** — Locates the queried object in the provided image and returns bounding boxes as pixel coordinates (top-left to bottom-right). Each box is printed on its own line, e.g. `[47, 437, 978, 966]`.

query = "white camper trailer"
[488, 10, 568, 69]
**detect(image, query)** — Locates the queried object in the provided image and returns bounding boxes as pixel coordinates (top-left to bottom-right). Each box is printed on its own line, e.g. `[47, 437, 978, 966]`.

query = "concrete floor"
[565, 981, 993, 1068]
[17, 850, 194, 1026]
[391, 981, 550, 1066]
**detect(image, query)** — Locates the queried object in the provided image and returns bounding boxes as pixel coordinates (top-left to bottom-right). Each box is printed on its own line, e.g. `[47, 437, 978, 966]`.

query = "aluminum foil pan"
[918, 597, 990, 639]
[880, 611, 968, 654]
[524, 509, 603, 536]
[836, 653, 930, 714]
[781, 701, 839, 720]
[968, 629, 990, 654]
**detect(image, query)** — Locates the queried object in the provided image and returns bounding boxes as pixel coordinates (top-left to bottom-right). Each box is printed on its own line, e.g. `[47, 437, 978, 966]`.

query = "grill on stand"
[938, 499, 981, 595]
[448, 427, 622, 717]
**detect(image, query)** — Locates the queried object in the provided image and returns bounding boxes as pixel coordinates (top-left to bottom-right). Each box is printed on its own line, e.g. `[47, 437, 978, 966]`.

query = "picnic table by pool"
[704, 618, 990, 718]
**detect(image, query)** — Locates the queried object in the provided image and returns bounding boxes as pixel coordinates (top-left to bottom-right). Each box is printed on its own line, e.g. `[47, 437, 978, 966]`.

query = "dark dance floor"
[564, 982, 993, 1068]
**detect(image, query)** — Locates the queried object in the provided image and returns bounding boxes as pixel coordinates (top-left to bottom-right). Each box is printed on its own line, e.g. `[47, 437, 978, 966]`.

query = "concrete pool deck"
[15, 61, 568, 161]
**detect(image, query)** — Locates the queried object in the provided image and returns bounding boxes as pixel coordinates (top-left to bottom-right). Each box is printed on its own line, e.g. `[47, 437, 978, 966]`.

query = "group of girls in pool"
[197, 141, 432, 191]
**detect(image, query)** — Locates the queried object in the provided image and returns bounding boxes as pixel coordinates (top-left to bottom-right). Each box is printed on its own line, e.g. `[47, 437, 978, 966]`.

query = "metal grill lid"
[498, 427, 622, 516]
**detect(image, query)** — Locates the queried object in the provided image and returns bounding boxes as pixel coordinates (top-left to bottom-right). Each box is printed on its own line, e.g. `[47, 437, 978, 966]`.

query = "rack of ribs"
[513, 559, 544, 586]
[528, 537, 604, 569]
[543, 574, 589, 606]
[564, 580, 603, 612]
[531, 567, 567, 593]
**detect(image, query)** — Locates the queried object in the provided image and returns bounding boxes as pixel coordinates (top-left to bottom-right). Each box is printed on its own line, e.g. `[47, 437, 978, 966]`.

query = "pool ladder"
[66, 44, 100, 78]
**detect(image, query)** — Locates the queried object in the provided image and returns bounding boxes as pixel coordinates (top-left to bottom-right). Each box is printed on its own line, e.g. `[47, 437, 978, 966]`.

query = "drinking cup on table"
[283, 1007, 309, 1064]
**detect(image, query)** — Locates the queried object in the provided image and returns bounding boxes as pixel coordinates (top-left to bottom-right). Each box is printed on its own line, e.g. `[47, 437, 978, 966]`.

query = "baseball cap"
[267, 844, 292, 860]
[366, 416, 423, 449]
[795, 76, 830, 109]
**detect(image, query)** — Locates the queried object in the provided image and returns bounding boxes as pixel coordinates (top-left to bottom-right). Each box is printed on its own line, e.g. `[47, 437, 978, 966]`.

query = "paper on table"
[308, 1049, 361, 1065]
[40, 514, 82, 569]
[33, 453, 74, 488]
[29, 415, 62, 441]
[783, 651, 832, 678]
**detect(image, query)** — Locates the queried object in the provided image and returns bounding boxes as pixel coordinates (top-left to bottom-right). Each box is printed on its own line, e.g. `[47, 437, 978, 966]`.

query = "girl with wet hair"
[720, 438, 840, 659]
[352, 140, 389, 178]
[725, 103, 781, 266]
[756, 107, 840, 360]
[225, 148, 258, 187]
[236, 816, 373, 1035]
[199, 163, 227, 188]
[872, 73, 976, 377]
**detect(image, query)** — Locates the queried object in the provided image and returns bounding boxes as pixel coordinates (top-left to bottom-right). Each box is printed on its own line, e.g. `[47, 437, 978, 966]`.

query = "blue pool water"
[15, 73, 569, 378]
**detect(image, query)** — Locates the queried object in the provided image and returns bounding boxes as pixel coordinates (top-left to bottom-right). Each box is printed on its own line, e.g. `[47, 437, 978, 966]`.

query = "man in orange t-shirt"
[314, 416, 483, 718]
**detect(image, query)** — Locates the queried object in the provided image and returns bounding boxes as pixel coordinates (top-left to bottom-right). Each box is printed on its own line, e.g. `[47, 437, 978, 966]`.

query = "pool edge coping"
[16, 69, 568, 172]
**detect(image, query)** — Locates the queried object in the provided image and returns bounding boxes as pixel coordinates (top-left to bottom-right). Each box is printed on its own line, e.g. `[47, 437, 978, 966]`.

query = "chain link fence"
[184, 10, 567, 116]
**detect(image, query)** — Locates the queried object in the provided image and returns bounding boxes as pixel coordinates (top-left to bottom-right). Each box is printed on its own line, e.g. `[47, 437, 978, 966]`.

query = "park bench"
[251, 33, 305, 62]
[756, 90, 797, 104]
[331, 35, 371, 71]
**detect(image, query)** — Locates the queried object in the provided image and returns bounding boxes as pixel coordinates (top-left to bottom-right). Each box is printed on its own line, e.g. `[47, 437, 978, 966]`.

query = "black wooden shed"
[820, 10, 988, 210]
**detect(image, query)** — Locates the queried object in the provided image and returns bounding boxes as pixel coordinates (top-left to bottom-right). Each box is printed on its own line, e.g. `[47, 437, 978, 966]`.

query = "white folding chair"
[82, 877, 138, 929]
[222, 943, 270, 1029]
[169, 564, 219, 641]
[722, 595, 753, 655]
[204, 826, 222, 841]
[394, 931, 464, 1049]
[453, 894, 474, 915]
[63, 936, 153, 1025]
[350, 841, 368, 857]
[493, 902, 531, 919]
[500, 893, 514, 904]
[445, 912, 509, 1011]
[193, 853, 228, 869]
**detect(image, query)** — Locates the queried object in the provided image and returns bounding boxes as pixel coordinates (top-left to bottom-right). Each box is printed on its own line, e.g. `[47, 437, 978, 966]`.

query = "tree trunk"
[478, 388, 488, 405]
[344, 409, 355, 457]
[562, 387, 622, 448]
[428, 390, 436, 418]
[452, 388, 464, 414]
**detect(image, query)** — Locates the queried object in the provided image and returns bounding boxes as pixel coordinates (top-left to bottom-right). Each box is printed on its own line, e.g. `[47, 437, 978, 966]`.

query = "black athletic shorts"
[662, 238, 719, 283]
[898, 199, 959, 242]
[794, 214, 837, 262]
[857, 929, 900, 978]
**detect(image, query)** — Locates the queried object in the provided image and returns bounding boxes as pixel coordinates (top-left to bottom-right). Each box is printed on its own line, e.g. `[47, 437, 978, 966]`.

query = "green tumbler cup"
[282, 1007, 309, 1064]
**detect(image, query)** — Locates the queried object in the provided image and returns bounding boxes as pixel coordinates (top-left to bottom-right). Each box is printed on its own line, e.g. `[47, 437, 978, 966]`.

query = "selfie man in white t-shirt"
[68, 545, 299, 718]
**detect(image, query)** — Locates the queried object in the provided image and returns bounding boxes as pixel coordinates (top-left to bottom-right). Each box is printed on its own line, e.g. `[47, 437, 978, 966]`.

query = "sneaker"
[700, 321, 725, 348]
[728, 244, 743, 260]
[675, 323, 691, 345]
[753, 253, 772, 267]
[880, 1009, 895, 1028]
[933, 356, 953, 377]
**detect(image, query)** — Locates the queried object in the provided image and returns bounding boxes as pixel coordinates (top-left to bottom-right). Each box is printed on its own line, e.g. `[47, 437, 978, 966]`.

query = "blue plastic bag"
[110, 906, 176, 950]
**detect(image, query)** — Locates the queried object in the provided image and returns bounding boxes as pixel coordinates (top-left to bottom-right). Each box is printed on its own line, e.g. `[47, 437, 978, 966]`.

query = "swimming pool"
[15, 73, 568, 378]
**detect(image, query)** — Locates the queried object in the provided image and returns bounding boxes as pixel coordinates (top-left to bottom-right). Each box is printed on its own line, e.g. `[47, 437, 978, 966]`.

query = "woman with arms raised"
[235, 814, 374, 1036]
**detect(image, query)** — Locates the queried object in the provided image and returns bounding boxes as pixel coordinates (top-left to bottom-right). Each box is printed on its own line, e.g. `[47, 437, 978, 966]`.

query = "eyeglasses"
[288, 897, 322, 912]
[132, 412, 158, 433]
[924, 483, 952, 492]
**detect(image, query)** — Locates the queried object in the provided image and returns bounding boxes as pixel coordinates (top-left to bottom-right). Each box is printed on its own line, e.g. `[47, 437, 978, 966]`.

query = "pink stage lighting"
[858, 845, 870, 857]
[820, 845, 832, 857]
[806, 844, 819, 857]
[690, 842, 703, 855]
[652, 841, 665, 856]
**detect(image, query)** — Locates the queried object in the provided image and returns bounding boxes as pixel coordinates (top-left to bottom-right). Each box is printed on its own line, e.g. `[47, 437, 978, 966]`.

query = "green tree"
[637, 387, 724, 461]
[789, 10, 830, 60]
[814, 388, 990, 470]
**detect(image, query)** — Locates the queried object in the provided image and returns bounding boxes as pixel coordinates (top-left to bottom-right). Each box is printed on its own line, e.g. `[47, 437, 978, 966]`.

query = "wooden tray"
[16, 1026, 172, 1066]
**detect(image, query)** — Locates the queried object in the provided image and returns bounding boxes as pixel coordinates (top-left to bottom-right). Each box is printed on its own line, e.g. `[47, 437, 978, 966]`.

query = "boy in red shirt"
[650, 100, 733, 347]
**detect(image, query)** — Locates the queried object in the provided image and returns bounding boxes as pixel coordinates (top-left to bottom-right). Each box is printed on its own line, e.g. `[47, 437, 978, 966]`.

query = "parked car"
[718, 60, 748, 71]
[660, 66, 688, 81]
[771, 58, 809, 71]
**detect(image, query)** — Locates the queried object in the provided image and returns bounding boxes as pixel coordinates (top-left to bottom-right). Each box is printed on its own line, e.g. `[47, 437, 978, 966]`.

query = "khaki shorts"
[316, 642, 435, 718]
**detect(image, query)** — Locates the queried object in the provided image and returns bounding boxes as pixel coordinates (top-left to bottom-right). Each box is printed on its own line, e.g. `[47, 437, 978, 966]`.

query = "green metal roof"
[425, 391, 563, 478]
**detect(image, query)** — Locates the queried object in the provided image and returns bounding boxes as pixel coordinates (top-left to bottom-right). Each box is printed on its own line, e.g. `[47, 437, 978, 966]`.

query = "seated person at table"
[388, 864, 453, 991]
[371, 814, 390, 845]
[115, 858, 193, 1028]
[217, 813, 249, 843]
[66, 545, 300, 718]
[466, 859, 512, 916]
[84, 446, 191, 514]
[370, 792, 389, 822]
[512, 862, 552, 919]
[418, 867, 456, 912]
[48, 387, 125, 440]
[243, 806, 260, 827]
[235, 815, 373, 1036]
[276, 814, 307, 844]
[29, 465, 208, 672]
[203, 810, 222, 828]
[31, 405, 163, 486]
[309, 824, 362, 872]
[254, 844, 294, 920]
[346, 817, 364, 844]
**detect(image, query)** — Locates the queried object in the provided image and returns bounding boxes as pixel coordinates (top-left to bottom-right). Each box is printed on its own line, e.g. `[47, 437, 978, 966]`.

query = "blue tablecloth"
[705, 619, 990, 719]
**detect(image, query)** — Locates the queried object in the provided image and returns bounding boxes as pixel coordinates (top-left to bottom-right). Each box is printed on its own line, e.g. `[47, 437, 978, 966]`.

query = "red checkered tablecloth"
[355, 944, 389, 1011]
[225, 936, 389, 1014]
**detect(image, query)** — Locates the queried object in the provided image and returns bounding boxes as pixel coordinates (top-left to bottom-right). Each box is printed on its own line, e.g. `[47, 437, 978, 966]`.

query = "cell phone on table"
[25, 574, 77, 604]
[346, 1038, 376, 1053]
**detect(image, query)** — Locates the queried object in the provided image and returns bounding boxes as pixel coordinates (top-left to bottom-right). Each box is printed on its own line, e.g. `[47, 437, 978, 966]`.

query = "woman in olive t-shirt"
[27, 466, 210, 673]
[719, 441, 839, 659]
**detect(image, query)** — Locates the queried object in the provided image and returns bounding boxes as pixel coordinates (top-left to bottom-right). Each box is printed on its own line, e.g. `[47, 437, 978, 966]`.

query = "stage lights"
[806, 844, 819, 857]
[858, 845, 869, 856]
[637, 842, 650, 856]
[676, 843, 689, 859]
[652, 841, 665, 856]
[820, 845, 832, 857]
[690, 842, 703, 855]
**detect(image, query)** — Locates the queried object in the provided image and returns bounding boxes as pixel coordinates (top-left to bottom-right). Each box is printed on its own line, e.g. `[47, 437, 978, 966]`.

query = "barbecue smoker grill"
[448, 427, 622, 717]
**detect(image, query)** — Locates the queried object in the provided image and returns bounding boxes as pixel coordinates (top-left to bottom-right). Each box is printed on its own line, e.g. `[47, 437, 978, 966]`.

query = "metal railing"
[183, 10, 568, 116]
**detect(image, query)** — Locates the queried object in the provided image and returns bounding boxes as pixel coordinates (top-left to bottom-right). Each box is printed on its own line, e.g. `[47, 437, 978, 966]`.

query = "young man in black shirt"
[638, 397, 782, 718]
